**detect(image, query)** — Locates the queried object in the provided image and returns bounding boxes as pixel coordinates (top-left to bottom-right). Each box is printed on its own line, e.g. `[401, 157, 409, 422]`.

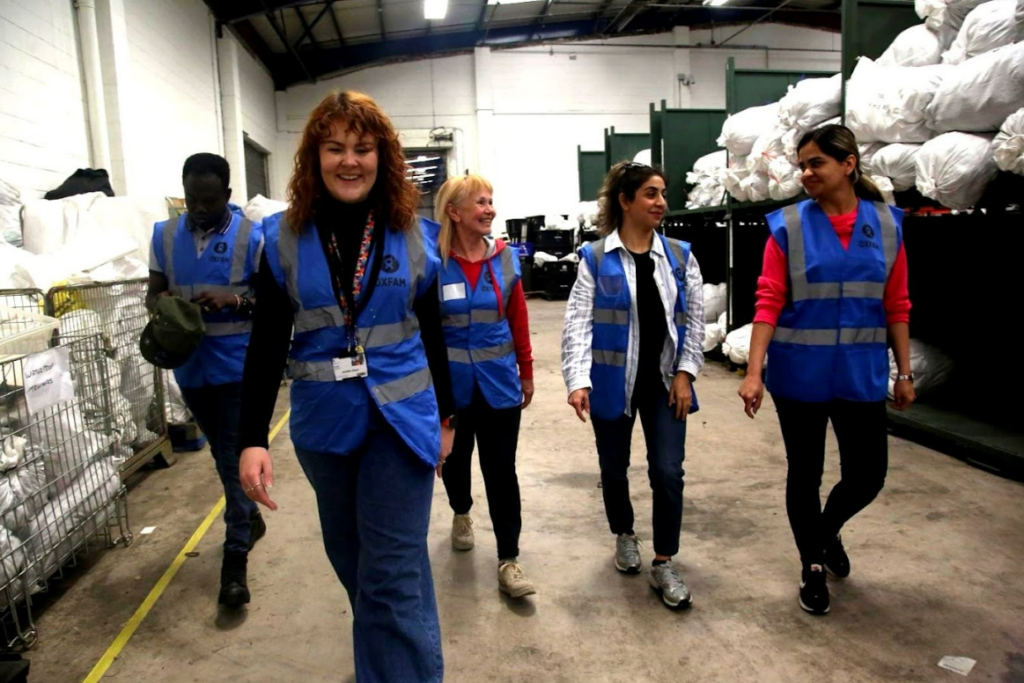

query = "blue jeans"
[295, 409, 442, 683]
[591, 383, 688, 558]
[180, 382, 257, 554]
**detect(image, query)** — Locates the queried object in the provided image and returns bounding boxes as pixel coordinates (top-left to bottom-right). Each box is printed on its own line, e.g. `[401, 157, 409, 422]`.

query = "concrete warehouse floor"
[19, 300, 1024, 683]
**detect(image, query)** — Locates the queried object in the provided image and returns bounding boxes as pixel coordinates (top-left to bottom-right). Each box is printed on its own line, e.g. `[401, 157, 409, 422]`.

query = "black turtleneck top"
[237, 198, 455, 452]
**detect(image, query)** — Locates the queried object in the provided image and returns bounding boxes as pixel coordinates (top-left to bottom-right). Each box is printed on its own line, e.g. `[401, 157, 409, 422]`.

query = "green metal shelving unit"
[604, 127, 651, 171]
[651, 101, 727, 213]
[840, 0, 919, 120]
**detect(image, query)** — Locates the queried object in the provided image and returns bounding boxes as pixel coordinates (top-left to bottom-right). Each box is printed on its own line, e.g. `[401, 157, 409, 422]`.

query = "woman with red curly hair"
[237, 91, 455, 682]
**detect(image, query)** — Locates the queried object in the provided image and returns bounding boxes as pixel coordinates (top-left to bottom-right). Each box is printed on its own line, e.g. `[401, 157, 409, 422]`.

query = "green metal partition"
[725, 57, 835, 115]
[841, 0, 919, 81]
[655, 102, 727, 212]
[578, 146, 606, 202]
[605, 127, 650, 170]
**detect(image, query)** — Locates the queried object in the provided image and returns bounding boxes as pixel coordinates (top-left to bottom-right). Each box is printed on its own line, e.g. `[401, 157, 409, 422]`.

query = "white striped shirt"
[561, 229, 705, 414]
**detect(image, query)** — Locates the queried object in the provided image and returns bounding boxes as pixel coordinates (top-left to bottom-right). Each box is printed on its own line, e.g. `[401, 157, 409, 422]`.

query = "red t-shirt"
[754, 207, 911, 327]
[450, 243, 534, 380]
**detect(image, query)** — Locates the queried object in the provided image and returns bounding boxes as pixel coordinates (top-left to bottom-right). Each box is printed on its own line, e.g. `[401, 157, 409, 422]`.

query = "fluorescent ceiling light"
[702, 0, 729, 5]
[425, 0, 447, 19]
[487, 0, 538, 5]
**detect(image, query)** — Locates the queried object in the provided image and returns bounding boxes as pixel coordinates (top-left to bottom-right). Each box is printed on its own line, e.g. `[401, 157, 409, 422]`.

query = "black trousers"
[774, 396, 889, 568]
[441, 387, 523, 560]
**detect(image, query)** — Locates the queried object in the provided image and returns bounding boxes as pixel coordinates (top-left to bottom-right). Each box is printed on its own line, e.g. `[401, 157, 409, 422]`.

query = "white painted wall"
[0, 0, 92, 199]
[276, 24, 841, 221]
[122, 0, 221, 197]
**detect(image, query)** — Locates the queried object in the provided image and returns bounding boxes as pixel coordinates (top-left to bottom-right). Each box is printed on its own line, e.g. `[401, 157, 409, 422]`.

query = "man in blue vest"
[147, 153, 265, 608]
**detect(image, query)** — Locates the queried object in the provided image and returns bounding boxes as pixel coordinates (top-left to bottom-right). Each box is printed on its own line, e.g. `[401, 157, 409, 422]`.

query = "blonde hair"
[434, 174, 494, 265]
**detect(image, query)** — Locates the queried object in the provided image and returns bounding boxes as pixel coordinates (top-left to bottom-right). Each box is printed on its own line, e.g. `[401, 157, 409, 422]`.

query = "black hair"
[182, 153, 230, 190]
[796, 124, 884, 203]
[597, 161, 667, 236]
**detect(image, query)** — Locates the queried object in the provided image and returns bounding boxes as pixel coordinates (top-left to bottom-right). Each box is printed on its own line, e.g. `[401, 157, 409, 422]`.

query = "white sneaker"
[451, 514, 474, 551]
[498, 561, 537, 598]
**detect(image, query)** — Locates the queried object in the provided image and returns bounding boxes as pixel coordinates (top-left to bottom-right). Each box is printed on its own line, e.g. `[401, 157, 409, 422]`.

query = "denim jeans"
[591, 383, 688, 558]
[441, 386, 523, 560]
[295, 408, 442, 683]
[180, 382, 256, 553]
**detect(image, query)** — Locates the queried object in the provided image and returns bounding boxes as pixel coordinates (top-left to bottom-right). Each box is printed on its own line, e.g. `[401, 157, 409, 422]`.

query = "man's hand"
[568, 388, 590, 422]
[193, 291, 237, 313]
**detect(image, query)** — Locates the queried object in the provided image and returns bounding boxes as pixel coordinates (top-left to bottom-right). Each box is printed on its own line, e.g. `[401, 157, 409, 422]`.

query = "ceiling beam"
[207, 0, 324, 25]
[292, 2, 332, 48]
[376, 0, 387, 39]
[262, 3, 314, 82]
[607, 0, 653, 33]
[327, 1, 346, 48]
[717, 0, 794, 45]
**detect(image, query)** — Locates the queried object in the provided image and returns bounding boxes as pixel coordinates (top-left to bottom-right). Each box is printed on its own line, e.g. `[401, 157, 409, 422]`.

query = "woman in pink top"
[737, 125, 916, 616]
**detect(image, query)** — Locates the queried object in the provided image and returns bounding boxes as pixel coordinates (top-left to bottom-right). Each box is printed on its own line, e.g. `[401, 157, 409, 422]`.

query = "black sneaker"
[248, 509, 267, 551]
[799, 566, 830, 615]
[219, 550, 250, 608]
[824, 534, 850, 578]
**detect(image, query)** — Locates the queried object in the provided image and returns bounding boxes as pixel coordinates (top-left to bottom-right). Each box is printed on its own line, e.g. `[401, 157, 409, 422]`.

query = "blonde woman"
[433, 175, 536, 599]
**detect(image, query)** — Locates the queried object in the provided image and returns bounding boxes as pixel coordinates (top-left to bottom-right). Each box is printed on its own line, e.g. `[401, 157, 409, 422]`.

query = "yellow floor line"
[82, 410, 290, 683]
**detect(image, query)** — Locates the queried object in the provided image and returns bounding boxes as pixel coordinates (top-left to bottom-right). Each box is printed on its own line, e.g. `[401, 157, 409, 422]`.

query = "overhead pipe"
[74, 0, 112, 172]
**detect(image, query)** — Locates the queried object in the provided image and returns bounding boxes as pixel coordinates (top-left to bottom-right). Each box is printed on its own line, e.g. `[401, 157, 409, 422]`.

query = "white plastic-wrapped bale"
[703, 283, 727, 323]
[778, 75, 842, 132]
[917, 0, 998, 38]
[685, 152, 728, 209]
[992, 108, 1024, 175]
[717, 103, 782, 157]
[942, 0, 1018, 64]
[704, 312, 728, 353]
[887, 340, 954, 400]
[633, 149, 652, 166]
[858, 142, 887, 175]
[723, 155, 752, 202]
[871, 143, 922, 191]
[926, 42, 1024, 134]
[723, 324, 753, 365]
[740, 172, 771, 203]
[877, 24, 944, 66]
[846, 58, 950, 143]
[1017, 0, 1024, 39]
[242, 195, 288, 223]
[750, 127, 789, 174]
[767, 158, 803, 201]
[916, 132, 998, 209]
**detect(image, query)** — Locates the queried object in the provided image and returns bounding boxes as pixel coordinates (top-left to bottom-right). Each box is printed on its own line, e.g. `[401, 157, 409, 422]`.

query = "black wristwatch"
[896, 373, 914, 382]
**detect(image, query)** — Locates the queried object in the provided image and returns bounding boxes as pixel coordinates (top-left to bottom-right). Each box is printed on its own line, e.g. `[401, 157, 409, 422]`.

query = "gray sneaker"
[615, 534, 642, 574]
[649, 563, 692, 609]
[451, 514, 474, 551]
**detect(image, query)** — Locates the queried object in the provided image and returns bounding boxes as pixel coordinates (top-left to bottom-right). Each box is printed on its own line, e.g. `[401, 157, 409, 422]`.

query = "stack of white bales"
[848, 0, 1024, 209]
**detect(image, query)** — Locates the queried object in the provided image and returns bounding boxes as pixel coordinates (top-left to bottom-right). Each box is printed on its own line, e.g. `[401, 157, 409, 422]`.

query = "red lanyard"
[327, 210, 375, 347]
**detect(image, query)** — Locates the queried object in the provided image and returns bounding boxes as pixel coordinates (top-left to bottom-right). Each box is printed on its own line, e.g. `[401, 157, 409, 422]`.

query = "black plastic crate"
[506, 218, 527, 243]
[535, 229, 575, 258]
[525, 215, 546, 243]
[539, 261, 578, 301]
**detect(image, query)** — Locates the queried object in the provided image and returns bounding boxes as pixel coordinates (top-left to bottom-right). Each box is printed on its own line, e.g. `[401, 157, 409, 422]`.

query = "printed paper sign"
[442, 283, 467, 301]
[23, 347, 74, 416]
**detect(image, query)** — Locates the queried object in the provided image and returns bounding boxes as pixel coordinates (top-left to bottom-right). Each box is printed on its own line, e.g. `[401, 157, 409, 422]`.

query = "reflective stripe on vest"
[205, 320, 254, 337]
[772, 327, 888, 345]
[446, 340, 515, 364]
[782, 201, 896, 304]
[162, 216, 254, 298]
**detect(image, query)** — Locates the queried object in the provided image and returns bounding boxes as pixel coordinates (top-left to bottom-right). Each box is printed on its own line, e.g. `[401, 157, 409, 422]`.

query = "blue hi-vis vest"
[263, 212, 443, 466]
[579, 233, 699, 421]
[151, 213, 261, 389]
[766, 199, 902, 403]
[439, 243, 522, 410]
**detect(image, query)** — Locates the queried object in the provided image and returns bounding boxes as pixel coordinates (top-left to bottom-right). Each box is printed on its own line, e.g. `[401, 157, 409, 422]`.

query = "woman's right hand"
[738, 374, 765, 419]
[568, 388, 591, 423]
[240, 447, 278, 511]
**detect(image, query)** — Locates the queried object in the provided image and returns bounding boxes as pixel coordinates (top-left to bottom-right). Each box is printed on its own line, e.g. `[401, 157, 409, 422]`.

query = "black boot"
[249, 509, 267, 551]
[219, 550, 250, 608]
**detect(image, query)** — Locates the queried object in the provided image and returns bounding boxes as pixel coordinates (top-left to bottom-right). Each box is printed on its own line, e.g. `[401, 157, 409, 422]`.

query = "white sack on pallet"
[723, 155, 752, 202]
[917, 0, 997, 34]
[686, 152, 728, 209]
[0, 457, 46, 532]
[1018, 0, 1024, 39]
[887, 340, 954, 400]
[846, 58, 949, 143]
[943, 0, 1018, 64]
[992, 108, 1024, 175]
[723, 324, 753, 365]
[767, 158, 803, 201]
[704, 312, 728, 353]
[163, 371, 191, 424]
[242, 195, 288, 223]
[778, 75, 842, 132]
[926, 42, 1024, 134]
[633, 149, 653, 166]
[27, 404, 113, 496]
[703, 283, 727, 323]
[717, 103, 782, 157]
[783, 118, 841, 164]
[0, 527, 29, 600]
[916, 132, 998, 209]
[871, 143, 922, 191]
[692, 151, 728, 175]
[878, 25, 944, 66]
[22, 458, 120, 582]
